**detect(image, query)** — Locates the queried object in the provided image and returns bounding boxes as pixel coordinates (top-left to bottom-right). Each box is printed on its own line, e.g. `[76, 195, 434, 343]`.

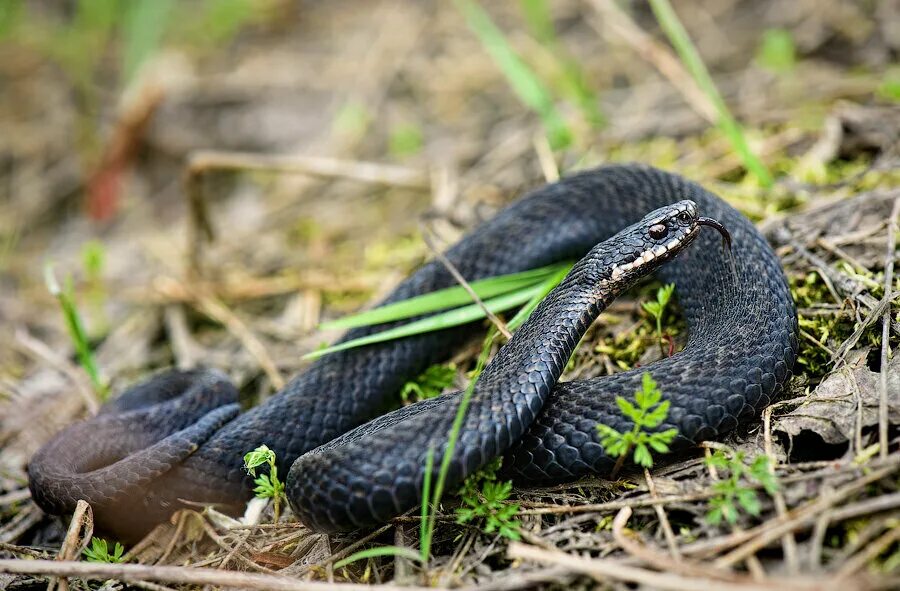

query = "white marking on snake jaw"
[642, 252, 654, 264]
[653, 245, 667, 257]
[611, 266, 623, 280]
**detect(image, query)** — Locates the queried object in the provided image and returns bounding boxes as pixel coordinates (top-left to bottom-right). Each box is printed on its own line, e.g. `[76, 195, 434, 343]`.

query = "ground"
[1, 1, 900, 589]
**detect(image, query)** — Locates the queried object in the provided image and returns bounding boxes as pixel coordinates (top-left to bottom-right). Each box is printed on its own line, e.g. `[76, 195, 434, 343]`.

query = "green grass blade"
[648, 0, 773, 187]
[506, 262, 572, 331]
[121, 0, 174, 82]
[320, 263, 568, 331]
[304, 286, 542, 360]
[43, 264, 107, 398]
[422, 326, 496, 559]
[419, 446, 435, 561]
[456, 0, 571, 149]
[334, 546, 423, 569]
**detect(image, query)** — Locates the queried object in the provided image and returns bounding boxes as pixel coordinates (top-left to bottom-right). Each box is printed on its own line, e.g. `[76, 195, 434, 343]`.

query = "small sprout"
[756, 28, 796, 74]
[44, 263, 108, 399]
[401, 363, 456, 404]
[705, 451, 779, 526]
[243, 444, 286, 523]
[389, 122, 424, 158]
[83, 537, 124, 563]
[641, 283, 675, 354]
[596, 372, 678, 470]
[456, 459, 521, 540]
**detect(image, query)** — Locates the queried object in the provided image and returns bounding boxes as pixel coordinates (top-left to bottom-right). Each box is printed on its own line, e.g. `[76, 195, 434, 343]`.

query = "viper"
[28, 164, 798, 540]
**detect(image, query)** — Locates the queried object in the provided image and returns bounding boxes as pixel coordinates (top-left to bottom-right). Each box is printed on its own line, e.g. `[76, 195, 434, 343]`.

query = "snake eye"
[648, 223, 668, 240]
[676, 212, 691, 224]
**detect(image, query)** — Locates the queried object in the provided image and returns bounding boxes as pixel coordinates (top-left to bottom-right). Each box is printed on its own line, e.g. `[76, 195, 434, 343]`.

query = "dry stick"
[183, 150, 428, 274]
[642, 469, 681, 560]
[0, 560, 443, 591]
[506, 541, 832, 591]
[611, 507, 747, 583]
[49, 500, 92, 591]
[533, 132, 560, 182]
[171, 278, 285, 390]
[13, 328, 99, 414]
[588, 0, 717, 124]
[836, 524, 900, 579]
[878, 197, 900, 460]
[420, 224, 512, 339]
[714, 464, 899, 568]
[762, 407, 800, 574]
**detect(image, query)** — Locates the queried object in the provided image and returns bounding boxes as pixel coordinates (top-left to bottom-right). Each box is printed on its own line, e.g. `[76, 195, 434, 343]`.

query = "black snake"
[28, 165, 798, 540]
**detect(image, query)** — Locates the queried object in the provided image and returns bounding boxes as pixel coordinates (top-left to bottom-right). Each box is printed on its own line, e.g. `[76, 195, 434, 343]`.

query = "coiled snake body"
[28, 165, 798, 539]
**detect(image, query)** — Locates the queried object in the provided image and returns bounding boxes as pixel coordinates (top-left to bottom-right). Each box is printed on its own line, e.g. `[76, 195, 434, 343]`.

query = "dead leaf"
[774, 353, 900, 445]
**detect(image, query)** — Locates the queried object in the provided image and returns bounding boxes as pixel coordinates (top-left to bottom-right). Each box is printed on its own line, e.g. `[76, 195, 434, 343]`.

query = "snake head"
[596, 199, 728, 290]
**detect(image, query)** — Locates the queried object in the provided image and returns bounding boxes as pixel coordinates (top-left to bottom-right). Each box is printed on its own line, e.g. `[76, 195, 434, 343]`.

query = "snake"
[28, 164, 798, 540]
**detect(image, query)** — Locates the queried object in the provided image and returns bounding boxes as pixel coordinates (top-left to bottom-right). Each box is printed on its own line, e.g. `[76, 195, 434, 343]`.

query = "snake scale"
[28, 164, 798, 540]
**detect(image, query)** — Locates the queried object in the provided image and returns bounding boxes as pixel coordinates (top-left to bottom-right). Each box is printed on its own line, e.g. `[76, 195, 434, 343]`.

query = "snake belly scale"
[28, 165, 798, 539]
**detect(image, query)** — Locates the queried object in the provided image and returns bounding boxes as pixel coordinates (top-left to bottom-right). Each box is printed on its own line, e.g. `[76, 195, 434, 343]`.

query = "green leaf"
[318, 263, 569, 331]
[121, 0, 175, 82]
[633, 442, 653, 468]
[243, 444, 275, 475]
[737, 488, 761, 516]
[642, 400, 671, 428]
[706, 506, 723, 526]
[334, 546, 423, 569]
[616, 396, 639, 422]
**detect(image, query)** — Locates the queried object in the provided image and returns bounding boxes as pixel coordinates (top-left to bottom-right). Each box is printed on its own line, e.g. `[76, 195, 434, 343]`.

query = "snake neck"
[476, 262, 620, 407]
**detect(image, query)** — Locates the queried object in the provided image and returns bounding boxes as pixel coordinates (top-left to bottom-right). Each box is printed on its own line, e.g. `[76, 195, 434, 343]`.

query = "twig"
[588, 0, 717, 123]
[762, 407, 800, 573]
[507, 541, 832, 591]
[835, 523, 900, 579]
[714, 464, 899, 567]
[612, 507, 745, 582]
[169, 278, 285, 389]
[49, 500, 93, 591]
[13, 327, 99, 414]
[420, 224, 512, 339]
[0, 559, 443, 591]
[878, 197, 899, 459]
[643, 469, 681, 560]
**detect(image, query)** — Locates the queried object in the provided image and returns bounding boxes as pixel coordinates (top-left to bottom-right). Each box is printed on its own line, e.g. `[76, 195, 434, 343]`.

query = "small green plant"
[243, 444, 286, 523]
[756, 28, 796, 74]
[401, 364, 456, 404]
[389, 122, 424, 158]
[641, 283, 675, 353]
[455, 458, 521, 540]
[44, 263, 107, 399]
[705, 450, 779, 526]
[596, 372, 678, 470]
[82, 537, 124, 563]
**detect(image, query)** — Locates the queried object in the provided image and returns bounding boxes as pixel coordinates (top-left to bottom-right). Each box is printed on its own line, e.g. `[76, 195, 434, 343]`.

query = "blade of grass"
[320, 263, 568, 331]
[648, 0, 773, 187]
[421, 325, 497, 560]
[43, 263, 107, 398]
[333, 546, 423, 569]
[506, 262, 572, 331]
[304, 282, 547, 360]
[419, 446, 435, 562]
[520, 0, 604, 128]
[456, 0, 572, 149]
